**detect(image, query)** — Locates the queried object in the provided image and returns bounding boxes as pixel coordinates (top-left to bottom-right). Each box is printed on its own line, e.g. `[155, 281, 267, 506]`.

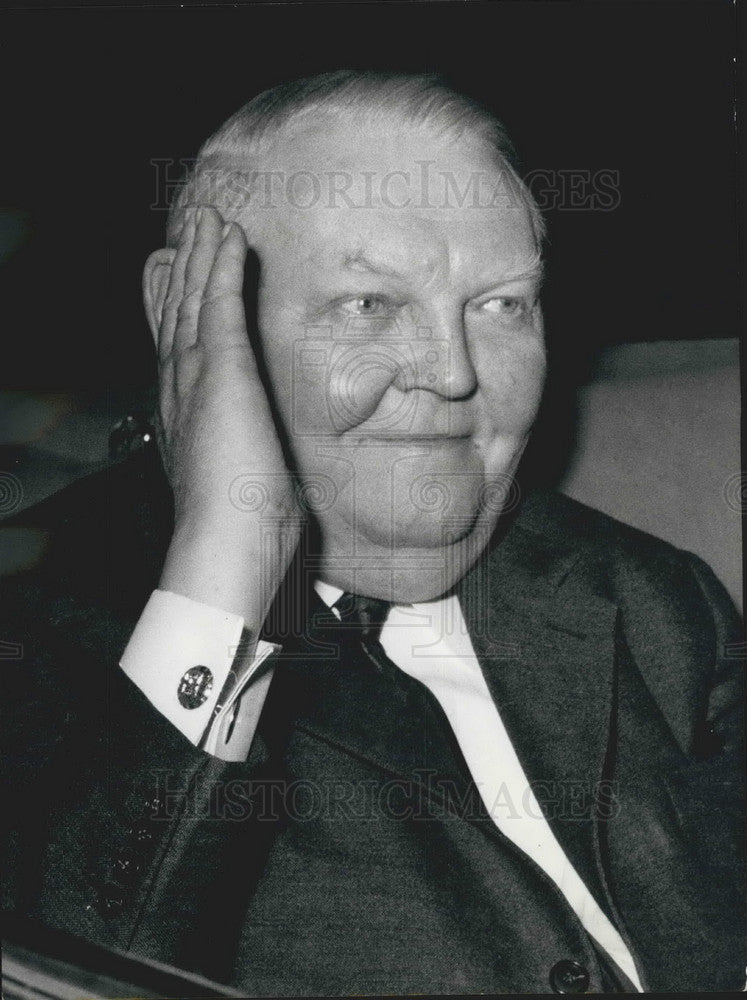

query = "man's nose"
[393, 308, 477, 400]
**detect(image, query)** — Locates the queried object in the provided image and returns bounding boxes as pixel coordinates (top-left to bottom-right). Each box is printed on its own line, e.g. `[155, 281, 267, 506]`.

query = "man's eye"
[481, 296, 527, 318]
[338, 295, 388, 316]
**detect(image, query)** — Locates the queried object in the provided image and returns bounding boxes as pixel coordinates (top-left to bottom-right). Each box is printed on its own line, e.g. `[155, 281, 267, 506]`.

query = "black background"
[1, 0, 738, 389]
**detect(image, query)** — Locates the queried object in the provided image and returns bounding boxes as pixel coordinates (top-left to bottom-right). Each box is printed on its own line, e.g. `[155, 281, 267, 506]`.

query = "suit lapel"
[456, 502, 620, 911]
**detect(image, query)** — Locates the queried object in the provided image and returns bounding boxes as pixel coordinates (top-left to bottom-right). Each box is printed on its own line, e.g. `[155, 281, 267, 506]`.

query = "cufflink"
[177, 665, 214, 709]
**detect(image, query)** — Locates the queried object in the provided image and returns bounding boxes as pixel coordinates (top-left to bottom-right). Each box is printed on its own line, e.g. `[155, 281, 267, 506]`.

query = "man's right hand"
[145, 205, 302, 628]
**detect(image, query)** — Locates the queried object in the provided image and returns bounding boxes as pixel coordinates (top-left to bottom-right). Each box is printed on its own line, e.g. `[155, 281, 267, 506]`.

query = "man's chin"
[348, 492, 484, 550]
[316, 496, 501, 601]
[381, 515, 477, 550]
[318, 512, 496, 603]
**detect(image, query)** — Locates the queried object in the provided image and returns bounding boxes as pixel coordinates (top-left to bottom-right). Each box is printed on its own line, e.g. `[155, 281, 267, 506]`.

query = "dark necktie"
[333, 592, 399, 680]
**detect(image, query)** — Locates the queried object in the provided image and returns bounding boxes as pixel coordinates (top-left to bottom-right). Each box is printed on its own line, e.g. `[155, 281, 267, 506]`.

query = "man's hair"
[166, 69, 545, 246]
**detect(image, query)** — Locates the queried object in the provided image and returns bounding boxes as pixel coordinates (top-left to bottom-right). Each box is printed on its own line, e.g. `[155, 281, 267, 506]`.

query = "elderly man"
[1, 72, 743, 994]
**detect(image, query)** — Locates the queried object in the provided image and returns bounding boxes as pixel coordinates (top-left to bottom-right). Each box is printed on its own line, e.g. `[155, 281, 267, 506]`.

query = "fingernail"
[222, 222, 232, 239]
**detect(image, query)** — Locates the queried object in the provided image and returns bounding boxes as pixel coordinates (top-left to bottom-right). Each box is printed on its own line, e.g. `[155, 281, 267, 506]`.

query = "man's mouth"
[344, 432, 472, 442]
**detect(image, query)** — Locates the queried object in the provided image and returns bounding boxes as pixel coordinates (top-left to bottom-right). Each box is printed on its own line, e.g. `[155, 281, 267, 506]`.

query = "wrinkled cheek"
[323, 345, 398, 432]
[480, 342, 547, 432]
[264, 324, 399, 436]
[472, 343, 546, 480]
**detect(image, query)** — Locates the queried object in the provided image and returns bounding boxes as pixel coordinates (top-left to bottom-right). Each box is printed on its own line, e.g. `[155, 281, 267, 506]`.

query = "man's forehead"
[234, 120, 541, 278]
[240, 115, 529, 213]
[280, 203, 540, 281]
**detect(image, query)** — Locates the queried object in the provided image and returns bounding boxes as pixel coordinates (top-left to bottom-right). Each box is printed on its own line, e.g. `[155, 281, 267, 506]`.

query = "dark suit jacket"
[1, 452, 743, 994]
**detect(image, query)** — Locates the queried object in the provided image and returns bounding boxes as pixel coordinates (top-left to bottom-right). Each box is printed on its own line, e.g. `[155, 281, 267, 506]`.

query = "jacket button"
[549, 959, 590, 993]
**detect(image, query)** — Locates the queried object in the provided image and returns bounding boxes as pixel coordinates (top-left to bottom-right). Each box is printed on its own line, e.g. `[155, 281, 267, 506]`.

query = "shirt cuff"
[120, 589, 279, 760]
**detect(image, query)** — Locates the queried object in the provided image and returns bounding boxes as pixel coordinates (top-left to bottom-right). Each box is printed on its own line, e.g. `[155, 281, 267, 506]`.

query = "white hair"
[166, 70, 546, 247]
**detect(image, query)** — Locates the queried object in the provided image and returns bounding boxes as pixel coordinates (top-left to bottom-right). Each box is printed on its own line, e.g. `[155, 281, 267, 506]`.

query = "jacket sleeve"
[1, 458, 288, 981]
[1, 590, 282, 973]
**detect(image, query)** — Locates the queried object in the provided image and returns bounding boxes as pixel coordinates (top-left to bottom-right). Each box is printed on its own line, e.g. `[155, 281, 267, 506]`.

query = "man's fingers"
[159, 209, 251, 364]
[159, 207, 197, 363]
[173, 206, 225, 353]
[198, 221, 251, 351]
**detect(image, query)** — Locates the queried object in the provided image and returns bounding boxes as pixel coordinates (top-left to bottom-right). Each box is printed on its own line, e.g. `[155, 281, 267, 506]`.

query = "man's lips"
[342, 413, 476, 443]
[343, 432, 473, 442]
[348, 431, 472, 441]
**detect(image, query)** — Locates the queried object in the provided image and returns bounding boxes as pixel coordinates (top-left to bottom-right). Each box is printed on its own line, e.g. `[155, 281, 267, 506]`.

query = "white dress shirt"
[120, 590, 278, 761]
[121, 584, 643, 991]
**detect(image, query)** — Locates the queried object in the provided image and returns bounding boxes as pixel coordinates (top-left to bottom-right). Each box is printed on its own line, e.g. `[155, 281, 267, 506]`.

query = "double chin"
[311, 477, 504, 602]
[315, 507, 499, 603]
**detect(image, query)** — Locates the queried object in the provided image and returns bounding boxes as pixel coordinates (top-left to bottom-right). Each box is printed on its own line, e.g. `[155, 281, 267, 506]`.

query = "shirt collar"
[313, 579, 345, 613]
[313, 579, 450, 623]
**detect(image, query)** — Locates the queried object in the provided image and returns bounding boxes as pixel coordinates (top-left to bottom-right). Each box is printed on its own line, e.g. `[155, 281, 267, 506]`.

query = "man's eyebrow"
[496, 252, 545, 284]
[341, 250, 408, 279]
[340, 248, 545, 284]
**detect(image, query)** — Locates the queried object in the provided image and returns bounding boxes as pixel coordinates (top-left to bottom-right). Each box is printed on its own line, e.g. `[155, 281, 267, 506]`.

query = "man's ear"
[142, 248, 176, 345]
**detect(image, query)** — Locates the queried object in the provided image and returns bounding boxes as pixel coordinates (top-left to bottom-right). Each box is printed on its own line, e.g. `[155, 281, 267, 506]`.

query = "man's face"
[242, 119, 546, 601]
